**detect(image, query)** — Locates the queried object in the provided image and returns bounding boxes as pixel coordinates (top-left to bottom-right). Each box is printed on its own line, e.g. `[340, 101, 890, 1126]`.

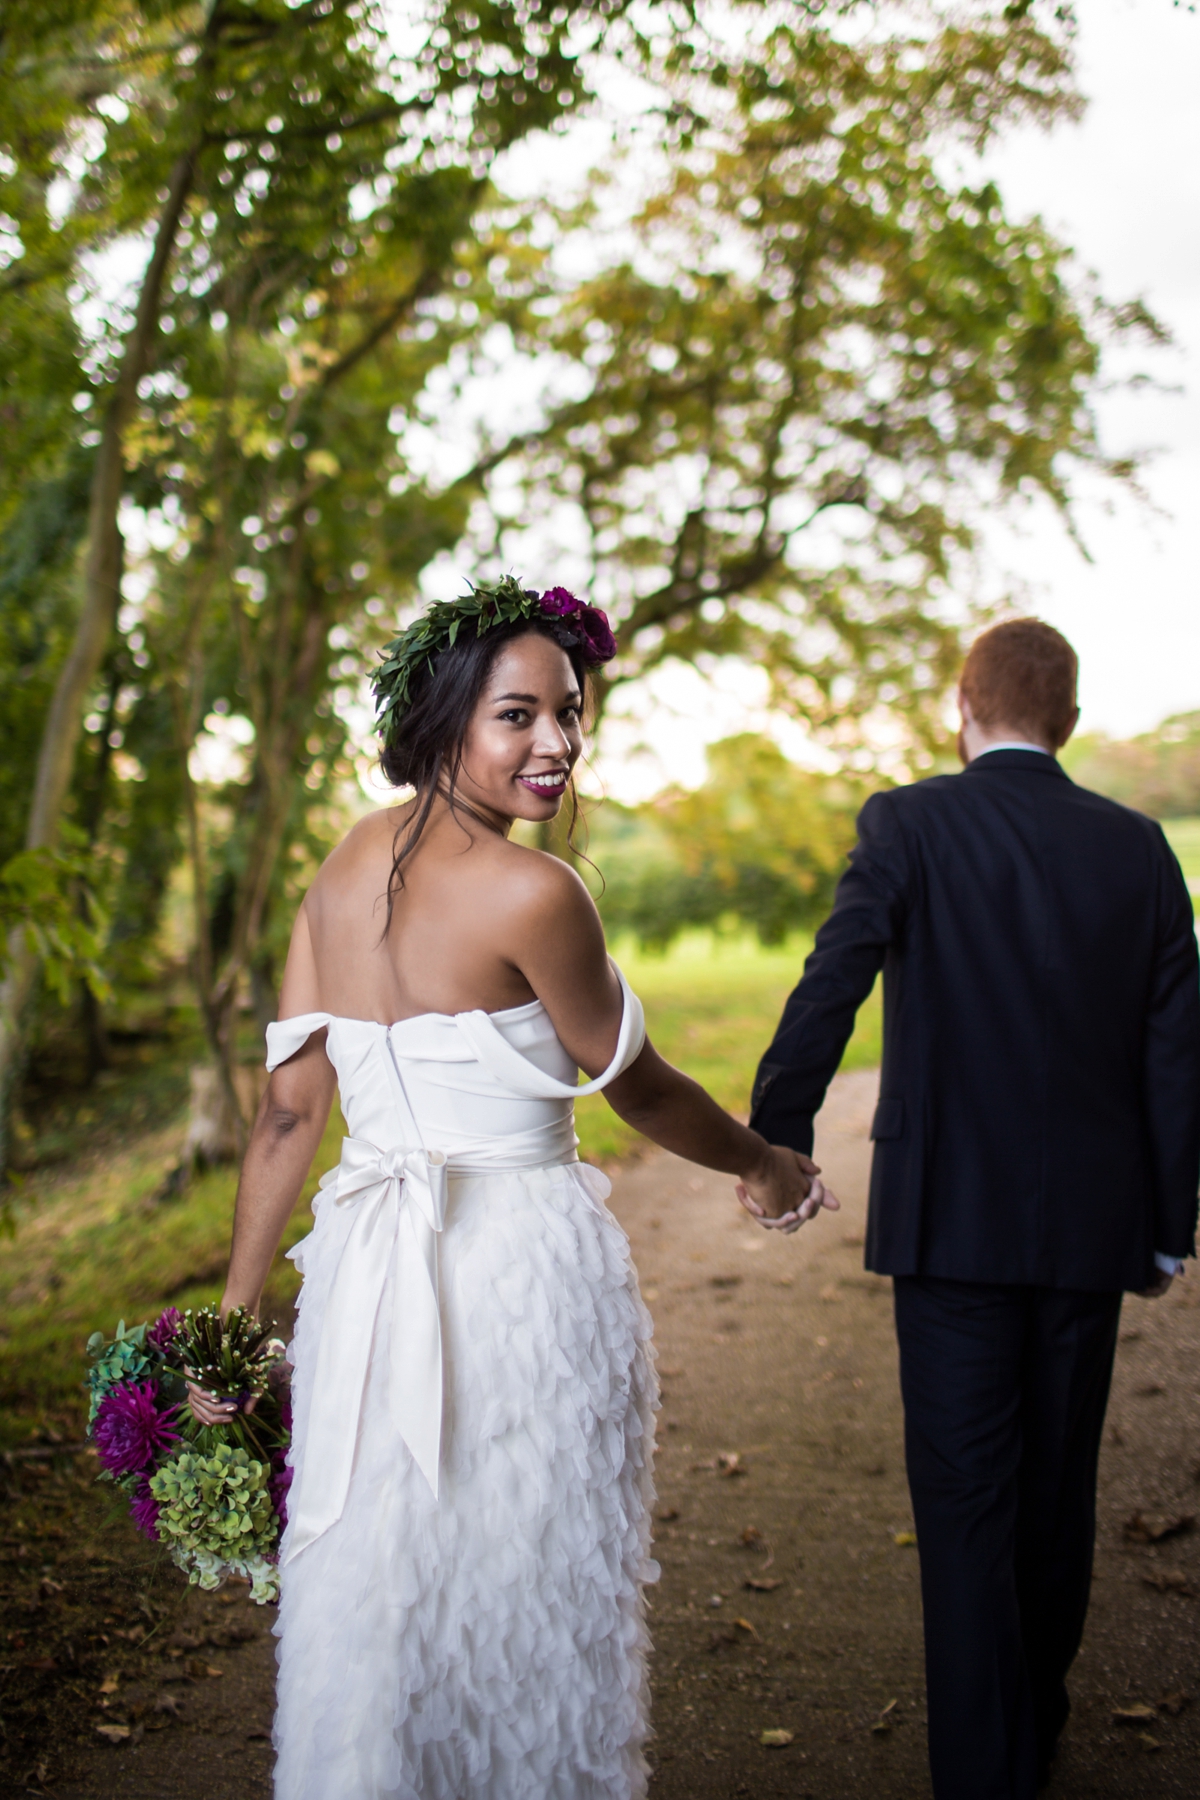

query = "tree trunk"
[0, 149, 196, 1177]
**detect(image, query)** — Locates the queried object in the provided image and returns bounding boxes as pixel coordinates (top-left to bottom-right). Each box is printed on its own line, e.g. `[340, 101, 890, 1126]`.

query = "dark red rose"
[577, 605, 617, 664]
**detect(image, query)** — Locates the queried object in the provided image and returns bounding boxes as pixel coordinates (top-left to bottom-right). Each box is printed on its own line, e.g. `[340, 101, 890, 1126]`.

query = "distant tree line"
[587, 735, 870, 951]
[1064, 716, 1200, 820]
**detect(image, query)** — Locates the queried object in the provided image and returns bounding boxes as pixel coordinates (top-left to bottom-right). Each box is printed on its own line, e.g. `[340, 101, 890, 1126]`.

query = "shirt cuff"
[1154, 1251, 1185, 1278]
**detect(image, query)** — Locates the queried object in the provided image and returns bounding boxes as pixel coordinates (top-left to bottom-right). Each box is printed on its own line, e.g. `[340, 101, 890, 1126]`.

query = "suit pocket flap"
[870, 1097, 905, 1141]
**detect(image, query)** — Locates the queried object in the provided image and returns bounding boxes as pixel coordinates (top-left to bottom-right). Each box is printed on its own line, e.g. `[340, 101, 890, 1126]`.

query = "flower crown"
[372, 574, 617, 747]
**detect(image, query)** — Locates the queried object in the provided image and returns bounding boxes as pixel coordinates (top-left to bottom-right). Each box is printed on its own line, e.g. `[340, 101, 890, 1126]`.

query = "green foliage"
[590, 735, 865, 949]
[83, 1318, 150, 1423]
[374, 574, 548, 743]
[489, 6, 1152, 747]
[0, 842, 111, 1005]
[1064, 715, 1200, 819]
[149, 1441, 278, 1600]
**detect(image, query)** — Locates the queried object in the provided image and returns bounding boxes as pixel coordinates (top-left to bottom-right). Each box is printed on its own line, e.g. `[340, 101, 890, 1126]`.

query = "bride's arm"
[506, 854, 835, 1226]
[222, 906, 337, 1317]
[190, 910, 337, 1427]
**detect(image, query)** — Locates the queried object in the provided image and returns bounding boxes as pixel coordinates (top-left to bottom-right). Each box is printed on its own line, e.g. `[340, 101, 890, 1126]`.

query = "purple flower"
[577, 605, 617, 664]
[539, 586, 582, 618]
[93, 1381, 181, 1477]
[130, 1481, 161, 1541]
[146, 1307, 183, 1353]
[269, 1454, 293, 1529]
[539, 589, 618, 664]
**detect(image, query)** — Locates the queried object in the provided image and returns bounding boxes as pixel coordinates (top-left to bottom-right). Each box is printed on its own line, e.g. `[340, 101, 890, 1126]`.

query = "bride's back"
[297, 801, 565, 1026]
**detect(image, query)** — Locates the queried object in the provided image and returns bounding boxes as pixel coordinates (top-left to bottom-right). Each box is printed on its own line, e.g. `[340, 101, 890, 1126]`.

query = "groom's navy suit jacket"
[749, 750, 1200, 1292]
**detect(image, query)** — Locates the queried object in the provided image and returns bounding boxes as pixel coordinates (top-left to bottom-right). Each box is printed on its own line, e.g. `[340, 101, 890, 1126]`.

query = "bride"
[190, 577, 836, 1799]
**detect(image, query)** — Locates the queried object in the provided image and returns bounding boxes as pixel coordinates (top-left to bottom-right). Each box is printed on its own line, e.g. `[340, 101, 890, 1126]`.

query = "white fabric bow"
[282, 1135, 448, 1565]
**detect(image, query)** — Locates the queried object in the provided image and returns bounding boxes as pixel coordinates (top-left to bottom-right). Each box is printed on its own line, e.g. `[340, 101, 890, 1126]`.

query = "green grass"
[0, 931, 878, 1443]
[575, 930, 879, 1162]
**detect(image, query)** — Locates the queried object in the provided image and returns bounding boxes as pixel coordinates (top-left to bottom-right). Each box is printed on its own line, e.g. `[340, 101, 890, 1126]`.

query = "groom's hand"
[736, 1145, 840, 1235]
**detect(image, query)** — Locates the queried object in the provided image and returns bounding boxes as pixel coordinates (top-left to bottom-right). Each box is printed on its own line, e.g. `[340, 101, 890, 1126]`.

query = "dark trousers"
[893, 1276, 1122, 1800]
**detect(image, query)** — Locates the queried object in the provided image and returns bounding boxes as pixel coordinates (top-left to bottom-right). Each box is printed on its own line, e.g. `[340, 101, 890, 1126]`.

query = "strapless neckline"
[281, 995, 548, 1032]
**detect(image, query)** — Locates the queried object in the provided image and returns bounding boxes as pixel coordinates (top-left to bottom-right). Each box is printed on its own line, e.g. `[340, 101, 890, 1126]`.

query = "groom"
[748, 619, 1200, 1798]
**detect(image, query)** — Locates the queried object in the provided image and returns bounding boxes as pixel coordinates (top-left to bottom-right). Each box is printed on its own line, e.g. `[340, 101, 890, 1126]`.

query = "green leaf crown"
[372, 575, 617, 748]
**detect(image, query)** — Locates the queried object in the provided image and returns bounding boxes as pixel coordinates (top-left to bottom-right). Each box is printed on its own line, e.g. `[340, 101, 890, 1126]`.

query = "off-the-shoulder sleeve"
[265, 1011, 334, 1073]
[454, 965, 645, 1099]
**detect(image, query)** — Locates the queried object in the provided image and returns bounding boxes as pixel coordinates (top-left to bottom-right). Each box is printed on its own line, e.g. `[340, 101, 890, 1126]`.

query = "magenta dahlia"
[129, 1481, 161, 1541]
[146, 1306, 183, 1353]
[269, 1454, 293, 1528]
[93, 1381, 181, 1477]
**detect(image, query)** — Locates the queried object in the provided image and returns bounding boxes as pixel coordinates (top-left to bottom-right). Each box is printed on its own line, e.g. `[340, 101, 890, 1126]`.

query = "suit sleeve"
[1143, 834, 1200, 1260]
[748, 791, 908, 1154]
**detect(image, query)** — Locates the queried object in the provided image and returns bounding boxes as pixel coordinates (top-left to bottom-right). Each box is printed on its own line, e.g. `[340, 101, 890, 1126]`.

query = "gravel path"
[23, 1068, 1200, 1799]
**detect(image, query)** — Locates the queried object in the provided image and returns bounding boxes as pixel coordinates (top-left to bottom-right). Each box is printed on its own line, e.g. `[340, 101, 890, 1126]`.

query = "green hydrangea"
[149, 1444, 279, 1600]
[85, 1321, 150, 1423]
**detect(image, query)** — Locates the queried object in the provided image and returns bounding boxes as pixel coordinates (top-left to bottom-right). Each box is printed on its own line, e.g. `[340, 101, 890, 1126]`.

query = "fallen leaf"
[655, 1508, 680, 1523]
[717, 1452, 745, 1478]
[1113, 1704, 1157, 1725]
[1138, 1732, 1162, 1752]
[154, 1693, 184, 1716]
[760, 1728, 794, 1748]
[740, 1526, 763, 1548]
[204, 1664, 224, 1678]
[734, 1617, 759, 1638]
[893, 1532, 917, 1548]
[744, 1578, 782, 1592]
[872, 1699, 899, 1736]
[98, 1675, 119, 1696]
[1123, 1511, 1196, 1545]
[94, 1724, 131, 1744]
[1143, 1571, 1197, 1597]
[1158, 1691, 1192, 1717]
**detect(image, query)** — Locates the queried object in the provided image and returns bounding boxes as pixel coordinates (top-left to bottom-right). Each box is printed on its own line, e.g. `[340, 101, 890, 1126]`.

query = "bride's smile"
[452, 633, 584, 828]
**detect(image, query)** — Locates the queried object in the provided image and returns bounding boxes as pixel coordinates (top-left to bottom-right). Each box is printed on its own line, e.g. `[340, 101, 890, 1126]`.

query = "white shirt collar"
[972, 741, 1052, 760]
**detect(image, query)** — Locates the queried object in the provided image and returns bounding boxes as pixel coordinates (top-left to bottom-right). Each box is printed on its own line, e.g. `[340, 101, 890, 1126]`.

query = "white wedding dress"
[264, 969, 658, 1800]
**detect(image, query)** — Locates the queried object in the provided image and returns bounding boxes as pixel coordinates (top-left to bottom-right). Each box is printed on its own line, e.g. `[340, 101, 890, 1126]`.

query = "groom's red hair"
[961, 619, 1078, 749]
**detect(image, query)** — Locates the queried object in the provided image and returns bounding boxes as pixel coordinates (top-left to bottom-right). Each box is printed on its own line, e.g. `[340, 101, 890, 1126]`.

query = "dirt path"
[12, 1068, 1200, 1798]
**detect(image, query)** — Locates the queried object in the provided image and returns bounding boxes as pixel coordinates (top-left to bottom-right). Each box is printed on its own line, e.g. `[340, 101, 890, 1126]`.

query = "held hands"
[736, 1144, 840, 1235]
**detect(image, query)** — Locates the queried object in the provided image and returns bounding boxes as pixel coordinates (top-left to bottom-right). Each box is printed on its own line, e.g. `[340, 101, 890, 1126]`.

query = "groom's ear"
[1055, 706, 1080, 750]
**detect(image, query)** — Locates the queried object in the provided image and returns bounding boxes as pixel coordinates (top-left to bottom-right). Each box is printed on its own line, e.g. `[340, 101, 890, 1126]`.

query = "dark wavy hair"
[378, 616, 591, 924]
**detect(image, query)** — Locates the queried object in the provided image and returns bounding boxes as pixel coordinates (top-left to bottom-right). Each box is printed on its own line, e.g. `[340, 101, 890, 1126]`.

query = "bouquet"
[85, 1305, 291, 1604]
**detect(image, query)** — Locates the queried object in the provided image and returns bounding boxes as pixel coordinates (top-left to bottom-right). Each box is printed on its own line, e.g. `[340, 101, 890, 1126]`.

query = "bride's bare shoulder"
[490, 836, 598, 928]
[306, 804, 411, 902]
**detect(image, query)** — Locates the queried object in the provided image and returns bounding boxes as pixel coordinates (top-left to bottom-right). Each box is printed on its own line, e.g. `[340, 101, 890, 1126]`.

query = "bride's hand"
[735, 1145, 840, 1235]
[186, 1380, 256, 1428]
